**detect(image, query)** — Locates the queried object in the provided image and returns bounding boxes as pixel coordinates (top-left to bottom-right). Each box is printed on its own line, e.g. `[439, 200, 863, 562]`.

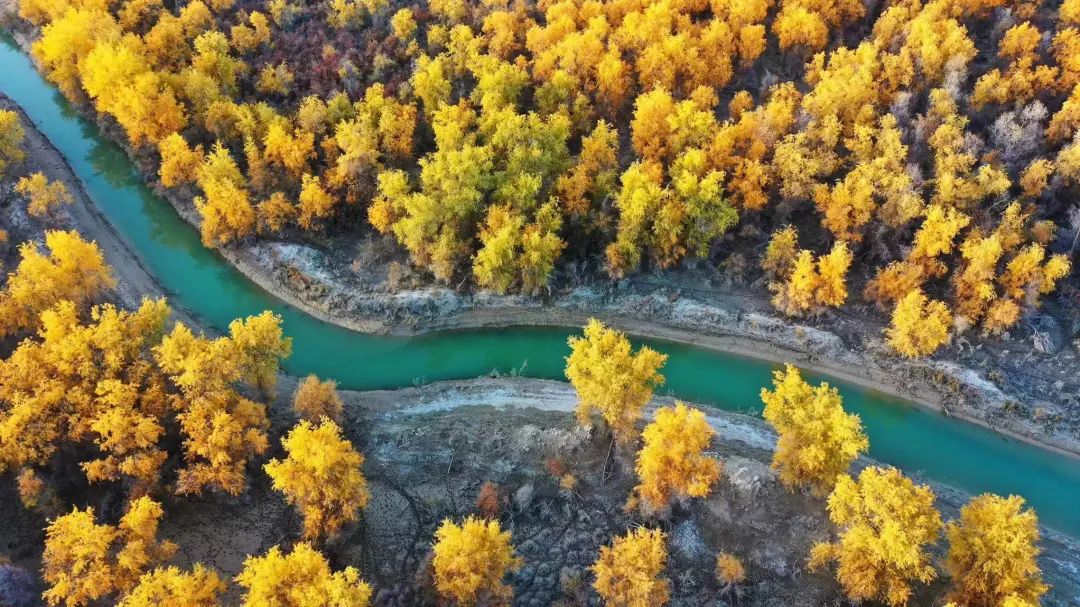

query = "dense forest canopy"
[19, 0, 1080, 356]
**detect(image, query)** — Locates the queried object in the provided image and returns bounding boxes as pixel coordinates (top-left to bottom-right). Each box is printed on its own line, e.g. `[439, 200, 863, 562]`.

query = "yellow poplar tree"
[432, 516, 521, 605]
[264, 419, 370, 541]
[0, 109, 26, 175]
[15, 172, 73, 217]
[117, 565, 225, 607]
[158, 133, 204, 188]
[945, 494, 1047, 607]
[633, 403, 722, 514]
[809, 467, 942, 607]
[292, 374, 344, 422]
[43, 498, 177, 607]
[236, 543, 373, 607]
[886, 290, 952, 358]
[0, 230, 115, 337]
[760, 365, 868, 495]
[565, 319, 667, 445]
[591, 527, 669, 607]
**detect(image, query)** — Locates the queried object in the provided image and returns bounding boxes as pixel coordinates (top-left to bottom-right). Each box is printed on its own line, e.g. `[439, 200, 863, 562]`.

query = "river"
[1, 35, 1078, 540]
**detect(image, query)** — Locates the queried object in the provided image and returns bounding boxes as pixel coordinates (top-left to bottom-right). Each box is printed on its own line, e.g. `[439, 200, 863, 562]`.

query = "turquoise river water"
[2, 35, 1078, 538]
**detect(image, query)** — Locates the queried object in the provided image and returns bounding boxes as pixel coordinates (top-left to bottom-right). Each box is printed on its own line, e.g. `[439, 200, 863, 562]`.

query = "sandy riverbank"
[0, 95, 201, 329]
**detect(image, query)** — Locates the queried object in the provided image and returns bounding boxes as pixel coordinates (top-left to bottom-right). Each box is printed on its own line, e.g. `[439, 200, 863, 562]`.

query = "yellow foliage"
[1048, 84, 1080, 144]
[565, 319, 667, 445]
[886, 290, 952, 358]
[954, 233, 1004, 322]
[256, 63, 295, 95]
[555, 120, 619, 216]
[473, 202, 566, 295]
[391, 8, 417, 39]
[0, 109, 26, 175]
[1054, 28, 1080, 90]
[0, 298, 170, 490]
[945, 494, 1047, 607]
[911, 204, 971, 262]
[157, 132, 205, 188]
[332, 83, 417, 188]
[715, 552, 746, 586]
[760, 365, 868, 495]
[31, 8, 121, 100]
[1019, 158, 1053, 198]
[292, 374, 344, 422]
[926, 90, 1011, 209]
[297, 173, 336, 230]
[773, 5, 828, 51]
[118, 0, 164, 31]
[78, 36, 188, 146]
[236, 543, 373, 607]
[810, 467, 941, 607]
[761, 225, 798, 278]
[257, 192, 295, 233]
[769, 242, 852, 316]
[19, 0, 70, 26]
[194, 142, 256, 246]
[0, 230, 115, 337]
[265, 419, 369, 540]
[631, 87, 676, 163]
[154, 313, 289, 495]
[43, 498, 176, 607]
[1056, 136, 1080, 185]
[262, 121, 314, 177]
[591, 527, 669, 607]
[15, 172, 73, 217]
[230, 12, 272, 54]
[972, 23, 1058, 109]
[432, 516, 521, 605]
[634, 403, 721, 513]
[864, 260, 927, 308]
[117, 565, 225, 607]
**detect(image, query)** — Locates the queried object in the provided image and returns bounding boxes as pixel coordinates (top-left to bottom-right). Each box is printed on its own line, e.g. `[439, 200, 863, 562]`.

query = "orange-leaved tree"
[292, 374, 344, 422]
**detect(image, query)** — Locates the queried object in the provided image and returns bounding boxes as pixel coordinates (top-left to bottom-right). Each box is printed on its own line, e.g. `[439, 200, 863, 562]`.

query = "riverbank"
[0, 95, 197, 328]
[3, 83, 1080, 603]
[1, 14, 1077, 461]
[229, 240, 1080, 460]
[3, 374, 1079, 605]
[330, 376, 1080, 605]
